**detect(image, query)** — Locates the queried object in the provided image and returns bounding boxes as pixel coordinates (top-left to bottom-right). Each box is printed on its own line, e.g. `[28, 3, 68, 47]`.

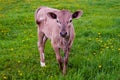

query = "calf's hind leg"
[38, 27, 47, 67]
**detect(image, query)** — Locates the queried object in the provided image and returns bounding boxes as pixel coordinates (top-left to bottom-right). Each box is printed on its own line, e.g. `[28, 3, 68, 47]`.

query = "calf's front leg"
[63, 48, 70, 75]
[53, 47, 63, 70]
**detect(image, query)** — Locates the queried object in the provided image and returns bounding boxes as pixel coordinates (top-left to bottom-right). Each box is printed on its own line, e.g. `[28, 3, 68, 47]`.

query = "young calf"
[35, 6, 83, 75]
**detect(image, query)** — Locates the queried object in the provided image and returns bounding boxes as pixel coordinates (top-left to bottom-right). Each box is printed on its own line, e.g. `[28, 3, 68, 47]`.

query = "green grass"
[0, 0, 120, 80]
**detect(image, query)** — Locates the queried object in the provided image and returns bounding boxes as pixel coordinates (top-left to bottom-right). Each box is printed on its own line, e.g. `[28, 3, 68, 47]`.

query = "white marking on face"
[39, 17, 44, 21]
[40, 62, 46, 67]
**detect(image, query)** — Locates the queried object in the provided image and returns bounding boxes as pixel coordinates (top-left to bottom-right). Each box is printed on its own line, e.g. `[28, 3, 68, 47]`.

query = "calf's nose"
[60, 32, 67, 37]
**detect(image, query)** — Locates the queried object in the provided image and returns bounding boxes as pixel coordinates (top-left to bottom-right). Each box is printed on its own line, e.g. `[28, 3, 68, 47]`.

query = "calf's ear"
[72, 10, 83, 19]
[47, 12, 57, 19]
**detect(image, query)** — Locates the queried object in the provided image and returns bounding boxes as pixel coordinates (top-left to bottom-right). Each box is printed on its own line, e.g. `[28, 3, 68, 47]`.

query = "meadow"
[0, 0, 120, 80]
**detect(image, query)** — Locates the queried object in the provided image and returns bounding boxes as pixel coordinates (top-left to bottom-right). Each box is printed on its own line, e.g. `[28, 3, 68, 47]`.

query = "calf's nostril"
[65, 32, 67, 35]
[60, 32, 67, 37]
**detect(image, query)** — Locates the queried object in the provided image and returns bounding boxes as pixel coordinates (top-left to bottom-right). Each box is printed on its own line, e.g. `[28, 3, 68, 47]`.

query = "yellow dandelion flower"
[93, 53, 96, 55]
[10, 48, 14, 51]
[100, 51, 102, 54]
[98, 32, 101, 35]
[118, 48, 120, 51]
[98, 65, 102, 68]
[118, 34, 120, 37]
[106, 46, 109, 49]
[3, 76, 7, 79]
[18, 60, 21, 63]
[18, 70, 21, 73]
[19, 73, 23, 76]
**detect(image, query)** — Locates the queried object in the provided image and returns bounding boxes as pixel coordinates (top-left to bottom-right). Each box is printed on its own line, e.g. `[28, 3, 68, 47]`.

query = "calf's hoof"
[40, 62, 46, 67]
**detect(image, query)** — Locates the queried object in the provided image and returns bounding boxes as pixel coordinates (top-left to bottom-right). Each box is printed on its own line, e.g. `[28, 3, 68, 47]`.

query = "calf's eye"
[57, 20, 61, 24]
[57, 20, 59, 23]
[69, 20, 72, 23]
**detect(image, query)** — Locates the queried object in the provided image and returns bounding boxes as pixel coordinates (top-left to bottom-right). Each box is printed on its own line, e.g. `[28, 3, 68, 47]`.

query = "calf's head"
[47, 10, 83, 38]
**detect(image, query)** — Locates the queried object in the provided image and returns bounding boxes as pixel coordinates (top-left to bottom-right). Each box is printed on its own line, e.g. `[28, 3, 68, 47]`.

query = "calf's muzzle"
[60, 32, 67, 37]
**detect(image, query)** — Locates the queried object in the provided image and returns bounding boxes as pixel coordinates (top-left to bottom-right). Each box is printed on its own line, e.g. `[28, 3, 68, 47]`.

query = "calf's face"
[47, 10, 83, 38]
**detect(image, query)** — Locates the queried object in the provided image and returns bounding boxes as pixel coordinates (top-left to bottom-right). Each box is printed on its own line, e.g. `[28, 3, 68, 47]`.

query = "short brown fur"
[35, 6, 83, 75]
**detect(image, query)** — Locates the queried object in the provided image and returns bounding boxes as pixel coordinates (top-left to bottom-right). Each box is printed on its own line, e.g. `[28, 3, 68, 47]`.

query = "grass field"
[0, 0, 120, 80]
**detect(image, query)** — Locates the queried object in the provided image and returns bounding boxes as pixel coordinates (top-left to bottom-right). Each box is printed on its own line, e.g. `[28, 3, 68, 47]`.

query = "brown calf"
[35, 6, 83, 75]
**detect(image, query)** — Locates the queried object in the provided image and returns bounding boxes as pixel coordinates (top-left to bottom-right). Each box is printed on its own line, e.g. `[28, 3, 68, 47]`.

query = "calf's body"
[35, 6, 82, 74]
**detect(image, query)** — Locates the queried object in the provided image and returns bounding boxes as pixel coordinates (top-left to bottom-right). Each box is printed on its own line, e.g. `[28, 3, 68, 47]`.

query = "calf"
[35, 6, 83, 75]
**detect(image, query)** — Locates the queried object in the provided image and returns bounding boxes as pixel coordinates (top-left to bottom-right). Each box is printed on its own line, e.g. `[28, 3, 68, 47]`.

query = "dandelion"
[10, 48, 14, 51]
[100, 40, 103, 43]
[118, 34, 120, 37]
[18, 60, 21, 63]
[98, 65, 102, 68]
[3, 76, 7, 79]
[106, 46, 109, 49]
[100, 51, 102, 54]
[19, 73, 23, 76]
[18, 70, 21, 73]
[93, 53, 96, 55]
[18, 70, 23, 76]
[1, 30, 4, 32]
[118, 48, 120, 51]
[98, 32, 101, 35]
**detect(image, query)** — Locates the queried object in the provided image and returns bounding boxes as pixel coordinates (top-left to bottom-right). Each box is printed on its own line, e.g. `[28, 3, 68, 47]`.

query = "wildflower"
[106, 46, 109, 49]
[3, 76, 7, 79]
[18, 70, 21, 73]
[118, 34, 120, 36]
[10, 48, 14, 51]
[93, 53, 96, 55]
[18, 60, 21, 63]
[118, 48, 120, 51]
[100, 40, 103, 43]
[98, 32, 101, 35]
[18, 70, 23, 76]
[19, 73, 23, 76]
[100, 51, 102, 54]
[98, 65, 102, 68]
